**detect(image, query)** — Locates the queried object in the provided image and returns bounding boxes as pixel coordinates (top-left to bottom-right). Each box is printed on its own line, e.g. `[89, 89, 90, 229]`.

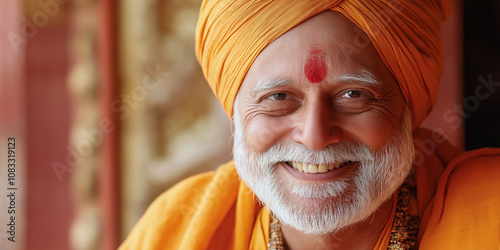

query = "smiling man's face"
[232, 11, 415, 234]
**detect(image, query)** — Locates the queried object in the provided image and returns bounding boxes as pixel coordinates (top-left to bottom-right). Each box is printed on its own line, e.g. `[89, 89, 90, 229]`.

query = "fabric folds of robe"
[119, 132, 500, 249]
[196, 0, 450, 128]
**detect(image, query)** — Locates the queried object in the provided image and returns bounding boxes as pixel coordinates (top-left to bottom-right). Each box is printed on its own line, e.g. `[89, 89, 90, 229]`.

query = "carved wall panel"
[118, 0, 233, 236]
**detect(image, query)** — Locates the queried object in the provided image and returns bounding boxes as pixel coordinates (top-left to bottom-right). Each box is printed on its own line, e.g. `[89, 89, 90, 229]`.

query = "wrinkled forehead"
[240, 11, 393, 91]
[256, 11, 369, 63]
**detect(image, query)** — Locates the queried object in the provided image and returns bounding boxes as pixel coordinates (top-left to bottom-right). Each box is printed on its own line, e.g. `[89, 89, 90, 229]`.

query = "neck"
[280, 195, 395, 250]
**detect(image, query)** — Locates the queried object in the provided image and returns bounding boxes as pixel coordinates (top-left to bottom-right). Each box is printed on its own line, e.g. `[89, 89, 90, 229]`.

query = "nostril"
[293, 125, 342, 151]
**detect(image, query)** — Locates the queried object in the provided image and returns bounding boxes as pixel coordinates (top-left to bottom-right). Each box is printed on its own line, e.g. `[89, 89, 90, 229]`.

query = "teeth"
[297, 163, 303, 172]
[308, 164, 318, 173]
[289, 161, 352, 174]
[318, 164, 328, 173]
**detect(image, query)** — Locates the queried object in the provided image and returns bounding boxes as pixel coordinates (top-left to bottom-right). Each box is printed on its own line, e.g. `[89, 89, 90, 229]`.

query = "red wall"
[1, 2, 74, 249]
[25, 24, 73, 250]
[421, 0, 464, 147]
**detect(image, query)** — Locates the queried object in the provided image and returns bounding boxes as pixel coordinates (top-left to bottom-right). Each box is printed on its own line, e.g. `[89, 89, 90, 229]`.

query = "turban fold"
[196, 0, 451, 128]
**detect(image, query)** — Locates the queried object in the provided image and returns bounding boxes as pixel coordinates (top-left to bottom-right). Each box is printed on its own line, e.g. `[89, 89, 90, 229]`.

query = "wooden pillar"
[97, 0, 121, 249]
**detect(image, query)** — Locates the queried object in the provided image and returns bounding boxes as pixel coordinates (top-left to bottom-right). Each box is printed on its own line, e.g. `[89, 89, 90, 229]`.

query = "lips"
[287, 161, 353, 174]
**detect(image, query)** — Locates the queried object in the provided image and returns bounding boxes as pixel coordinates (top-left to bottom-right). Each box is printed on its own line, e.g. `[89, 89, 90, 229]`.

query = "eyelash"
[341, 90, 370, 99]
[268, 93, 288, 100]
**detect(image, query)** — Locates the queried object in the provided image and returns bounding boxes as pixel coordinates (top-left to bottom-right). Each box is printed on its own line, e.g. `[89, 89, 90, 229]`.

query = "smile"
[287, 161, 353, 174]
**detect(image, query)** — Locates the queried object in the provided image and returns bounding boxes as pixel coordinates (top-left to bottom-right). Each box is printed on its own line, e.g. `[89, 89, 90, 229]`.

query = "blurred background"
[0, 0, 498, 249]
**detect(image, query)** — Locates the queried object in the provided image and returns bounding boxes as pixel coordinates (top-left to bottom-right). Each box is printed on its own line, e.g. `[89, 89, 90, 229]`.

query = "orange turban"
[196, 0, 451, 128]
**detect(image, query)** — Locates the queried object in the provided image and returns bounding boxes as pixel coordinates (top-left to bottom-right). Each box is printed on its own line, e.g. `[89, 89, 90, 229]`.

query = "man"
[120, 0, 500, 249]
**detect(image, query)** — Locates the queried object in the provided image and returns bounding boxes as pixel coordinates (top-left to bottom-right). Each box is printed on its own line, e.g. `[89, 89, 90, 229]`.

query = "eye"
[334, 89, 374, 112]
[268, 93, 288, 100]
[342, 90, 364, 98]
[258, 91, 301, 116]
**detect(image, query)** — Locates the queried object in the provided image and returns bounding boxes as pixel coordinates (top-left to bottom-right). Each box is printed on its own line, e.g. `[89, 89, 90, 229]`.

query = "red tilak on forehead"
[304, 48, 327, 83]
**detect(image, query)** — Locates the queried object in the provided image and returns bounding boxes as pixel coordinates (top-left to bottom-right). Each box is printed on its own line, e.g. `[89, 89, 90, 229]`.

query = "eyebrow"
[333, 70, 381, 87]
[251, 78, 290, 93]
[250, 70, 381, 93]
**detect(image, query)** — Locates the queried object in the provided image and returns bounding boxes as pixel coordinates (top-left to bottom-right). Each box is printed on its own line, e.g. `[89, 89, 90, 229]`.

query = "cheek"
[244, 117, 289, 153]
[343, 112, 401, 150]
[348, 85, 405, 150]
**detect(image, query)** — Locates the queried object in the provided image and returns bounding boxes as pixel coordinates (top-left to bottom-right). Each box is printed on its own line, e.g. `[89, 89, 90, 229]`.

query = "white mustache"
[252, 140, 375, 168]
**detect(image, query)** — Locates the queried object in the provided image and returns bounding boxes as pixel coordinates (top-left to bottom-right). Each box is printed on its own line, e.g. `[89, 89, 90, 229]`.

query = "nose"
[292, 99, 342, 150]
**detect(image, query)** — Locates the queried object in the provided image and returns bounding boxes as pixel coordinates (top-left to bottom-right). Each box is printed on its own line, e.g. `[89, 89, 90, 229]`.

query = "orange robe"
[119, 133, 500, 249]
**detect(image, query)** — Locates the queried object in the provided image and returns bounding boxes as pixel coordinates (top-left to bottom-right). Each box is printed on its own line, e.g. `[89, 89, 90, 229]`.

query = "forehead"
[241, 11, 392, 90]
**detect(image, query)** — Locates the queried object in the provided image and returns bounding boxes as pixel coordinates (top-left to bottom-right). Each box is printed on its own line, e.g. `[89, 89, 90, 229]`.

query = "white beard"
[232, 104, 415, 235]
